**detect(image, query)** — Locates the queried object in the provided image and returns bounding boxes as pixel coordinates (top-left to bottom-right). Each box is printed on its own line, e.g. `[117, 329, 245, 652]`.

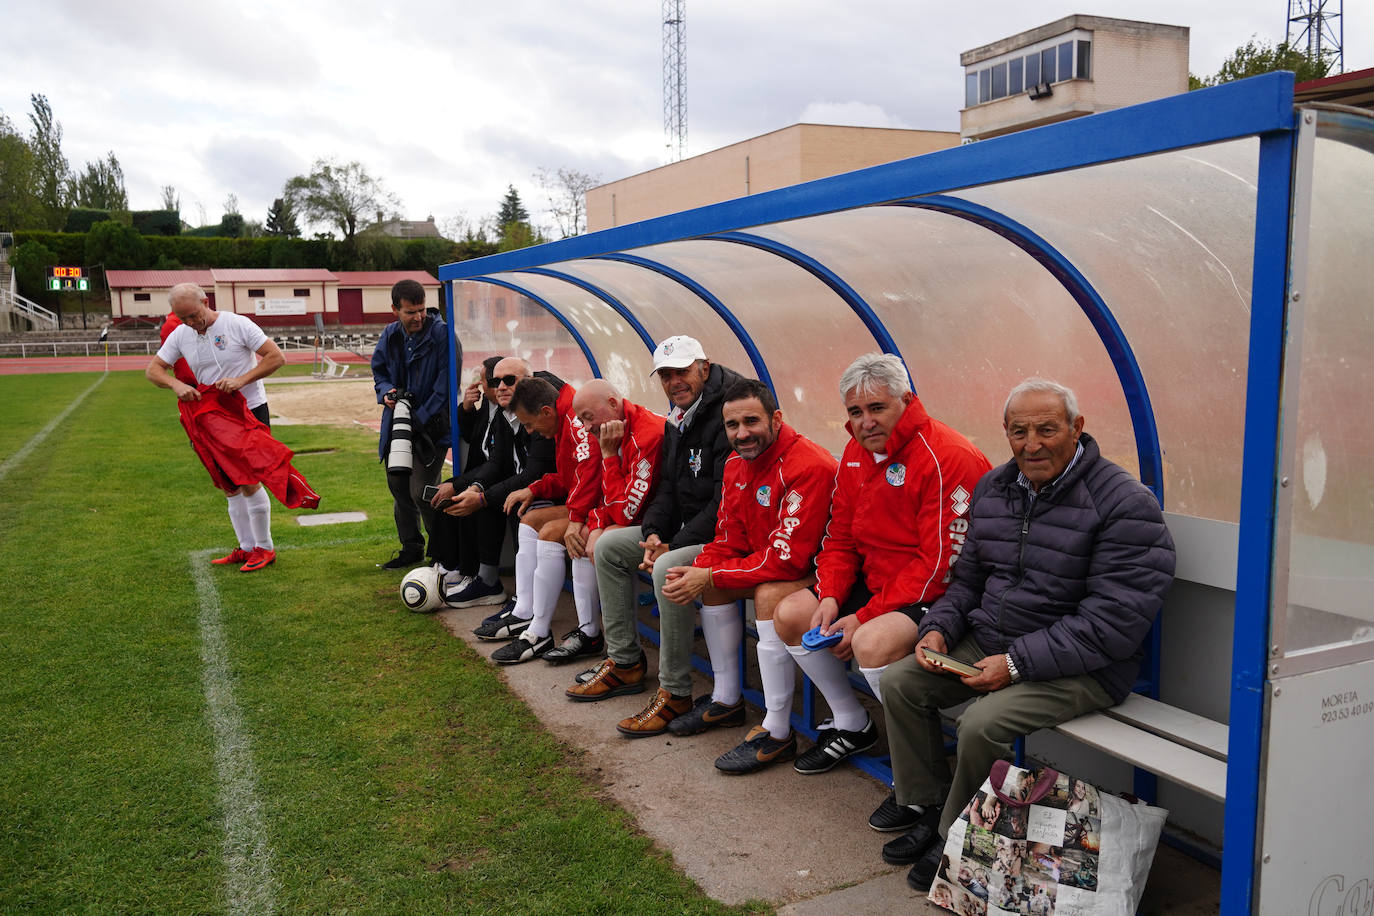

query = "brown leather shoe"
[565, 655, 646, 702]
[616, 687, 691, 738]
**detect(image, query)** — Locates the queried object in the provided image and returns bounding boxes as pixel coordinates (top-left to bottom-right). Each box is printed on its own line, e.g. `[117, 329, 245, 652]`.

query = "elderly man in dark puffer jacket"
[878, 378, 1176, 892]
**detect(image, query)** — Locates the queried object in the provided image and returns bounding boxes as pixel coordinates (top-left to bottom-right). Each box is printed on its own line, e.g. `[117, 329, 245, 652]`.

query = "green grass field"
[0, 371, 763, 915]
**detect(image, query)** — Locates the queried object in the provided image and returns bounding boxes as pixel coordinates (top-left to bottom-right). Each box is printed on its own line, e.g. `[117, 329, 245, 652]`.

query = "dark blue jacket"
[918, 433, 1176, 703]
[370, 314, 456, 461]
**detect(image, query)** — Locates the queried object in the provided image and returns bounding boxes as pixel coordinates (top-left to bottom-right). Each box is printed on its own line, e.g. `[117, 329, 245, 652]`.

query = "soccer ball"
[400, 565, 442, 613]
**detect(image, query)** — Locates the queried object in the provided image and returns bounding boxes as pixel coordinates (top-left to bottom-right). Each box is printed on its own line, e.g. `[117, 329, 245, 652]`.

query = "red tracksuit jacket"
[694, 423, 837, 590]
[815, 396, 990, 623]
[527, 382, 601, 524]
[178, 387, 321, 509]
[588, 399, 667, 531]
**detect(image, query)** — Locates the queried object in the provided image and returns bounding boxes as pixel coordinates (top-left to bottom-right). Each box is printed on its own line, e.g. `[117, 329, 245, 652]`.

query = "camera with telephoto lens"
[386, 390, 416, 474]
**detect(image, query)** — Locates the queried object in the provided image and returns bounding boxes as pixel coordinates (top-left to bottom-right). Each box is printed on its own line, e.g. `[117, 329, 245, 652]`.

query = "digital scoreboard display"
[47, 266, 89, 291]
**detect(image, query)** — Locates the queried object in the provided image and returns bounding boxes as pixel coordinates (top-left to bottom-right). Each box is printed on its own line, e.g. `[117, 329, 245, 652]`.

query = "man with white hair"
[145, 282, 288, 572]
[883, 378, 1175, 892]
[772, 353, 989, 782]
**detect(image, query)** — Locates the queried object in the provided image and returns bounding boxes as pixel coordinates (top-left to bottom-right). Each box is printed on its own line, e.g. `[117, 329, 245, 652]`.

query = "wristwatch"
[1005, 652, 1022, 683]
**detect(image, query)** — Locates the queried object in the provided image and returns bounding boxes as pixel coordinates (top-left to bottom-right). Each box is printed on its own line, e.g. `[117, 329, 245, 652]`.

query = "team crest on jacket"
[756, 485, 771, 507]
[688, 448, 703, 477]
[785, 491, 803, 515]
[886, 463, 906, 487]
[213, 334, 227, 350]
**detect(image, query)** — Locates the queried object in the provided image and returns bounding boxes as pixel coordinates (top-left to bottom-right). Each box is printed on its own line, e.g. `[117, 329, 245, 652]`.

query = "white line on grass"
[0, 373, 107, 483]
[189, 550, 278, 915]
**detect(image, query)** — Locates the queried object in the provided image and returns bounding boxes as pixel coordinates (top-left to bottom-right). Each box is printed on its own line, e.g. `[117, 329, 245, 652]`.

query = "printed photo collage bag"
[926, 759, 1167, 916]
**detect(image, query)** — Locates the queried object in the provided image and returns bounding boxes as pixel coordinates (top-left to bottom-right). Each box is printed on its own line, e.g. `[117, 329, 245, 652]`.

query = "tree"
[160, 185, 180, 212]
[27, 94, 70, 230]
[264, 197, 300, 237]
[1191, 38, 1333, 89]
[72, 152, 128, 211]
[223, 193, 240, 215]
[495, 185, 529, 231]
[0, 111, 42, 229]
[283, 158, 398, 241]
[534, 167, 600, 239]
[84, 219, 148, 268]
[9, 239, 58, 302]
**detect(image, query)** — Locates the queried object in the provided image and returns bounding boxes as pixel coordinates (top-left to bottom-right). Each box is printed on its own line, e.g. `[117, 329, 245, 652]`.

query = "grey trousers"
[595, 525, 704, 696]
[387, 448, 446, 556]
[880, 634, 1114, 839]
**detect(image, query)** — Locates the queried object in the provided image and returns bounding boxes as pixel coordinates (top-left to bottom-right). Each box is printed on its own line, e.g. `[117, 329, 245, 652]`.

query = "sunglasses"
[490, 374, 520, 387]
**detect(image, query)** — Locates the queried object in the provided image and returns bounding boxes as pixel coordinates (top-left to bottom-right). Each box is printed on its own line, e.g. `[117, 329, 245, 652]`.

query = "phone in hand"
[422, 485, 441, 502]
[920, 647, 982, 678]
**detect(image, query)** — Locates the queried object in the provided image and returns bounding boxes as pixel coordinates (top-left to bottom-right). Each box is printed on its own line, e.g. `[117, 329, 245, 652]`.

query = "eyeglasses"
[492, 374, 520, 387]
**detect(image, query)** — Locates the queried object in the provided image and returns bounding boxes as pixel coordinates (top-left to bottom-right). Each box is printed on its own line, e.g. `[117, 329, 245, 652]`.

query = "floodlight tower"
[1287, 0, 1344, 74]
[663, 0, 687, 162]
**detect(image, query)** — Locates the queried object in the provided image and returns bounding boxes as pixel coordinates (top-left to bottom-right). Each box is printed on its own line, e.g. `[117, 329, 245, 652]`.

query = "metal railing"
[0, 269, 60, 331]
[0, 333, 380, 359]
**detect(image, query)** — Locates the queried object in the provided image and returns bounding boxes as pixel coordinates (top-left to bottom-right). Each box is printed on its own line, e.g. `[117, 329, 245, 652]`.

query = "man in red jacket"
[772, 353, 990, 788]
[538, 379, 667, 665]
[619, 378, 838, 774]
[491, 376, 601, 664]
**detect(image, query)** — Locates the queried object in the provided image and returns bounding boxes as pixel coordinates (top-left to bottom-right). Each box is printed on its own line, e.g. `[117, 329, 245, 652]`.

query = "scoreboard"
[47, 266, 89, 291]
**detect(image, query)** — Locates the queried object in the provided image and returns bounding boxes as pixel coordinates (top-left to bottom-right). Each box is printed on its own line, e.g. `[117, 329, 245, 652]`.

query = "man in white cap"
[565, 336, 749, 740]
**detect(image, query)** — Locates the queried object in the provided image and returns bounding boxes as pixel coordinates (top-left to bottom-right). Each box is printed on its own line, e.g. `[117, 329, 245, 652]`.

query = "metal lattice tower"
[663, 0, 687, 162]
[1287, 0, 1344, 74]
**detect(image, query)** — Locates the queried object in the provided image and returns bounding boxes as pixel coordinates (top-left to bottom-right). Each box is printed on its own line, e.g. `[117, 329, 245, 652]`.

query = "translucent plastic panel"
[623, 239, 892, 453]
[958, 139, 1260, 521]
[450, 280, 592, 388]
[493, 272, 657, 404]
[1280, 119, 1374, 658]
[550, 257, 758, 402]
[750, 208, 1130, 471]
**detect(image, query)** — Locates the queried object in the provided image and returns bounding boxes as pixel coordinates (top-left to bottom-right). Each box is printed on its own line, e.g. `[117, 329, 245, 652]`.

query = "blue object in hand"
[801, 626, 842, 651]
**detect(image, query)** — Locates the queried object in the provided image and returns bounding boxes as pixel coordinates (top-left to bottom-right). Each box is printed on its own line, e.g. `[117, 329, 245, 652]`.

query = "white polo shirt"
[156, 311, 271, 408]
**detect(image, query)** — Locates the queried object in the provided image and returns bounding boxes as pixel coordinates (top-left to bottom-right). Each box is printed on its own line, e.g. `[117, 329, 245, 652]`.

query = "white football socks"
[244, 487, 273, 550]
[754, 619, 795, 739]
[512, 523, 538, 620]
[787, 642, 869, 732]
[529, 539, 567, 639]
[860, 665, 888, 703]
[225, 492, 253, 551]
[700, 603, 743, 706]
[571, 557, 600, 636]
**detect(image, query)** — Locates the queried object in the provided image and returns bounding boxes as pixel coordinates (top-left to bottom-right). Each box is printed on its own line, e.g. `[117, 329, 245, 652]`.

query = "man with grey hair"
[146, 283, 287, 571]
[772, 353, 989, 778]
[881, 378, 1175, 892]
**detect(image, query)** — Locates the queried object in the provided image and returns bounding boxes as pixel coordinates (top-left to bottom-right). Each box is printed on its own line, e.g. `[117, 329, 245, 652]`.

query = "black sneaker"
[793, 717, 879, 775]
[473, 608, 532, 641]
[443, 576, 507, 608]
[379, 549, 423, 569]
[906, 841, 944, 892]
[543, 628, 605, 665]
[667, 695, 746, 736]
[714, 726, 797, 774]
[490, 631, 553, 665]
[869, 792, 923, 832]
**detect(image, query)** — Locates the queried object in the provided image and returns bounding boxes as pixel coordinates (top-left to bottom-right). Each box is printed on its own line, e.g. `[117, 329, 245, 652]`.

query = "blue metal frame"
[702, 231, 907, 368]
[593, 252, 775, 393]
[443, 280, 463, 461]
[515, 267, 659, 354]
[461, 276, 602, 378]
[1223, 126, 1298, 916]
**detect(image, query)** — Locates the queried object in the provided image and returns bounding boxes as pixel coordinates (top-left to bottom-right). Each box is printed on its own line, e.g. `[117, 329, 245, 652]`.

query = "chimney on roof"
[376, 209, 384, 224]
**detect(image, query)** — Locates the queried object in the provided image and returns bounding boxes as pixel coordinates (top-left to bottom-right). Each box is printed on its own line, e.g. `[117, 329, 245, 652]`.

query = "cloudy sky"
[2, 0, 1367, 236]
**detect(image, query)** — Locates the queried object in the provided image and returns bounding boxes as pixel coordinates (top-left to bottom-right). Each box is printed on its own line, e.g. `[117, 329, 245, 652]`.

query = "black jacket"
[447, 371, 561, 510]
[640, 363, 746, 550]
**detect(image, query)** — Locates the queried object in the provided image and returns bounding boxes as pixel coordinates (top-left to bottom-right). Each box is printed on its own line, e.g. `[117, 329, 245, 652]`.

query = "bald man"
[146, 283, 286, 572]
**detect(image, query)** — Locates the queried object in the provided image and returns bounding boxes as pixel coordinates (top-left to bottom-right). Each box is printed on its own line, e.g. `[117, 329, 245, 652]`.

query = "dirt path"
[264, 377, 382, 430]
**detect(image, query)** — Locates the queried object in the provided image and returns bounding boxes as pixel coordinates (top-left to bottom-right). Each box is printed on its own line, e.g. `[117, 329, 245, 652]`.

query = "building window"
[293, 288, 310, 297]
[991, 62, 1007, 99]
[247, 288, 265, 297]
[1077, 40, 1092, 80]
[1008, 57, 1024, 94]
[134, 292, 151, 301]
[965, 73, 979, 109]
[467, 299, 477, 320]
[1040, 48, 1057, 84]
[519, 299, 543, 318]
[979, 68, 992, 103]
[963, 35, 1089, 107]
[1058, 41, 1074, 83]
[494, 297, 506, 318]
[1024, 51, 1040, 87]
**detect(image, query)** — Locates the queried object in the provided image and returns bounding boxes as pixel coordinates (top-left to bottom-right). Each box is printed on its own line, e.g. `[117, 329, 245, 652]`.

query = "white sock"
[860, 665, 888, 703]
[244, 487, 273, 550]
[571, 557, 600, 636]
[700, 603, 743, 706]
[529, 539, 567, 639]
[225, 492, 253, 551]
[754, 619, 795, 739]
[787, 642, 869, 732]
[512, 524, 538, 620]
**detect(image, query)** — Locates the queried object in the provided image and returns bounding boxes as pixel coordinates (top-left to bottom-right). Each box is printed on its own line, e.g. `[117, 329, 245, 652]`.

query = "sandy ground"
[264, 377, 383, 431]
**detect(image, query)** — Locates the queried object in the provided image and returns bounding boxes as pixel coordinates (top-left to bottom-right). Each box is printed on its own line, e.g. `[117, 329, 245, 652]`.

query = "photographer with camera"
[371, 278, 456, 570]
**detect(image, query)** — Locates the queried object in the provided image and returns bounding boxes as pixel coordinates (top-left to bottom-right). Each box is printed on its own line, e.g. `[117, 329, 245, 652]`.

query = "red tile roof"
[332, 271, 439, 286]
[105, 269, 215, 288]
[211, 269, 337, 282]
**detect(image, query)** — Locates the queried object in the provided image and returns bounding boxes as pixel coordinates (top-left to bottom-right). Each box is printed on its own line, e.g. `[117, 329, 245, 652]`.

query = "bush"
[85, 220, 149, 269]
[9, 239, 58, 302]
[131, 209, 181, 236]
[65, 208, 111, 233]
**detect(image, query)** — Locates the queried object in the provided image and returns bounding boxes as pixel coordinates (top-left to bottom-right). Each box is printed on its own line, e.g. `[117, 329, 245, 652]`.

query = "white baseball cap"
[650, 335, 707, 377]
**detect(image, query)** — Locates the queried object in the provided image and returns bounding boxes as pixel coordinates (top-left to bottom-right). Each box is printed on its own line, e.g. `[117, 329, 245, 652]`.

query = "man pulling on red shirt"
[773, 354, 990, 792]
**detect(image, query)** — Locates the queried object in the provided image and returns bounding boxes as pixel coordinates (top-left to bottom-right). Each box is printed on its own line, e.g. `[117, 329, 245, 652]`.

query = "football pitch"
[0, 371, 757, 915]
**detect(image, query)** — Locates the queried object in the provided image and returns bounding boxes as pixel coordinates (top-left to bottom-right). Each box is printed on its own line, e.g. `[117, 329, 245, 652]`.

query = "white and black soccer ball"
[399, 566, 442, 613]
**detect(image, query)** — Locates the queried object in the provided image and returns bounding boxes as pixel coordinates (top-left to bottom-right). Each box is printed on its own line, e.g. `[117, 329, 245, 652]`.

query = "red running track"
[0, 351, 369, 376]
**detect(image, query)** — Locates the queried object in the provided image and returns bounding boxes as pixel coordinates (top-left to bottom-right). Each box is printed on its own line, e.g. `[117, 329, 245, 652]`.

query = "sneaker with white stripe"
[792, 717, 878, 774]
